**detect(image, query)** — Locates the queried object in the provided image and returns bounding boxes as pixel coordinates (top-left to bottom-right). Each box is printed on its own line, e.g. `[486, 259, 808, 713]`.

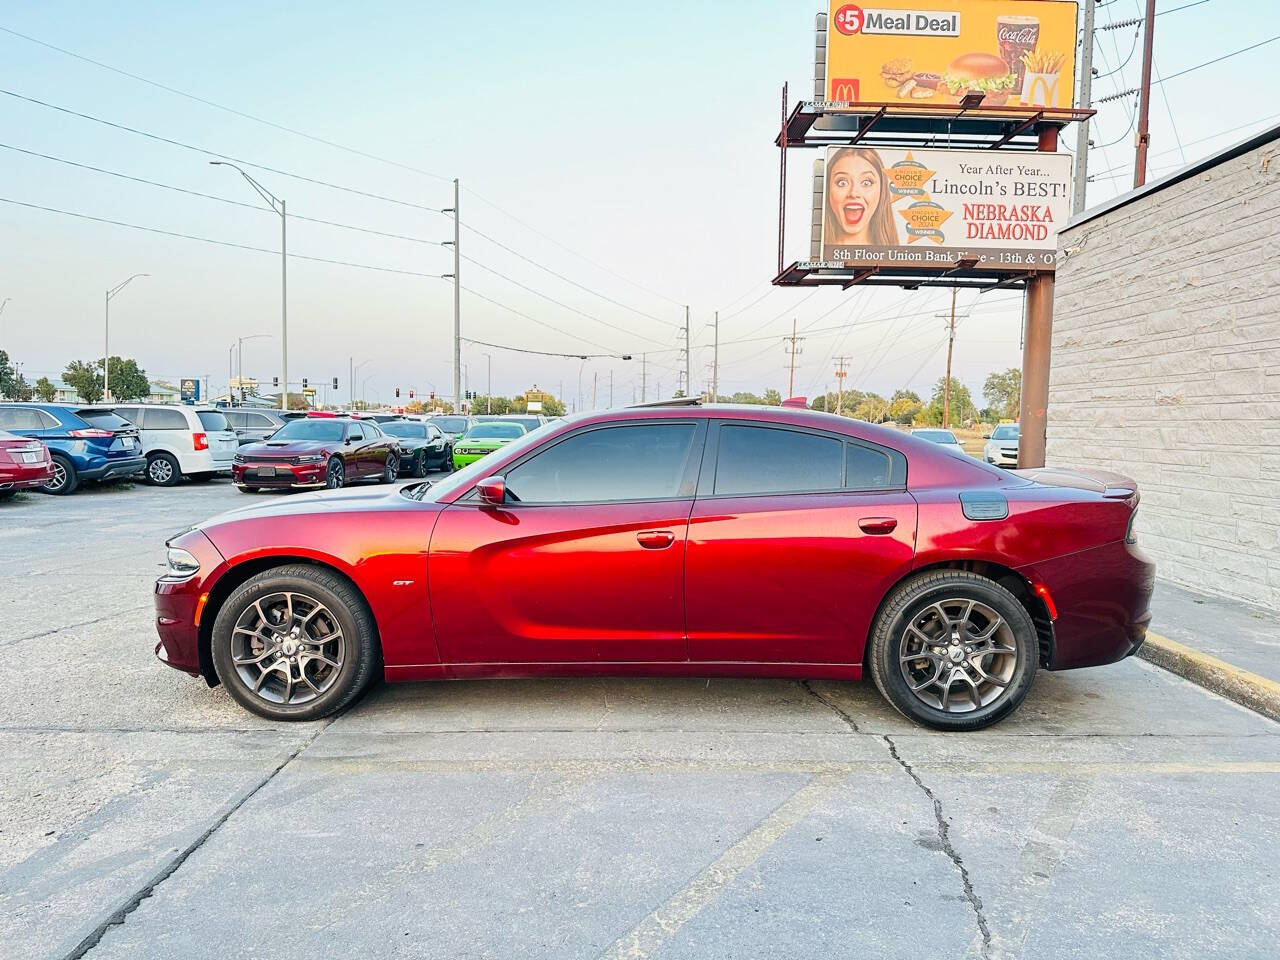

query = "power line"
[460, 337, 631, 360]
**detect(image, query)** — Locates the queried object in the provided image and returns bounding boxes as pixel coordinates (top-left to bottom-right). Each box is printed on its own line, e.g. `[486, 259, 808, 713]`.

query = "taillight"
[192, 432, 209, 451]
[68, 428, 113, 438]
[1126, 507, 1138, 544]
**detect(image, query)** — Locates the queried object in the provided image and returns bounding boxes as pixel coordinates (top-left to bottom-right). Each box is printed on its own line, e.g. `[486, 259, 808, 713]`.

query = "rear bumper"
[1021, 539, 1155, 671]
[0, 461, 56, 489]
[81, 456, 147, 481]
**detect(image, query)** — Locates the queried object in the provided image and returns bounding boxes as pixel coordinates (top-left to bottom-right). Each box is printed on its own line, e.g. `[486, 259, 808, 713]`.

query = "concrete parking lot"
[2, 481, 1278, 960]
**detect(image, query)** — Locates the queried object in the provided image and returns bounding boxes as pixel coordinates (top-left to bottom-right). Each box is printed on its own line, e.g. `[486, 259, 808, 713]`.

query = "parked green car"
[452, 421, 527, 469]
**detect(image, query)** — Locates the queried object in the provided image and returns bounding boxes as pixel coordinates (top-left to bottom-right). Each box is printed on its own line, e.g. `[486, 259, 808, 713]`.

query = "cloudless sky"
[1, 0, 1274, 409]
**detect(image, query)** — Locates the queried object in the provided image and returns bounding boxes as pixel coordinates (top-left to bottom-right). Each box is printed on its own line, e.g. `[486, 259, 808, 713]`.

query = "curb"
[1139, 631, 1280, 724]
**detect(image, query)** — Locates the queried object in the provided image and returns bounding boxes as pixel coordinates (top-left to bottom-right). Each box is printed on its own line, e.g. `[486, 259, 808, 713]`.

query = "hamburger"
[938, 52, 1017, 106]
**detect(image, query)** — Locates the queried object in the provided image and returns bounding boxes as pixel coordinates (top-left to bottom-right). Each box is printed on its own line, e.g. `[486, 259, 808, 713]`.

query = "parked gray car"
[223, 409, 288, 445]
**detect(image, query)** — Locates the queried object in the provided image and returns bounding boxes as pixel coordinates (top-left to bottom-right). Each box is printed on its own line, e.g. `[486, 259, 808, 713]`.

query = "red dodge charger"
[155, 402, 1154, 730]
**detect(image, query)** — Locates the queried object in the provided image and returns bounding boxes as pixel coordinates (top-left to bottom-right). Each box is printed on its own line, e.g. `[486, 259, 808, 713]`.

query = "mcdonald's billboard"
[825, 0, 1077, 111]
[816, 145, 1073, 270]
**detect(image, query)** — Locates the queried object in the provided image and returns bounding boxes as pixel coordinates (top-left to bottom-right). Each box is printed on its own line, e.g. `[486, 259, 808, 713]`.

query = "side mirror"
[476, 475, 505, 505]
[982, 433, 991, 439]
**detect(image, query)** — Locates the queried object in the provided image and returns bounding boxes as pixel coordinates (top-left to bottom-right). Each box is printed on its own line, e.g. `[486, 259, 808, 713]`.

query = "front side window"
[504, 423, 696, 504]
[714, 425, 843, 496]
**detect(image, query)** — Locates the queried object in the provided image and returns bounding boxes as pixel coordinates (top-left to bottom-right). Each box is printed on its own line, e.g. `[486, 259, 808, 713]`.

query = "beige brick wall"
[1049, 136, 1280, 610]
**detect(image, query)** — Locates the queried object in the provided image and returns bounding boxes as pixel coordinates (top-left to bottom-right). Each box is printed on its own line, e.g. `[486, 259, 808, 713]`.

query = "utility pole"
[444, 178, 462, 414]
[1134, 0, 1157, 188]
[680, 305, 691, 399]
[834, 356, 850, 416]
[609, 369, 614, 407]
[942, 288, 957, 429]
[483, 352, 492, 414]
[1073, 0, 1097, 211]
[641, 354, 647, 402]
[712, 310, 719, 401]
[592, 371, 598, 409]
[784, 319, 804, 397]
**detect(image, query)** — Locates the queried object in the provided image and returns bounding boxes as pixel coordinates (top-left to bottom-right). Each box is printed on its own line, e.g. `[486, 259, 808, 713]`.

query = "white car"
[108, 404, 239, 485]
[983, 423, 1021, 468]
[910, 428, 969, 458]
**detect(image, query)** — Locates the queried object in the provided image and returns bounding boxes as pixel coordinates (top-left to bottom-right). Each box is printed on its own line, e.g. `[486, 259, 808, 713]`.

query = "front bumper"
[154, 529, 226, 678]
[985, 448, 1019, 467]
[232, 461, 327, 488]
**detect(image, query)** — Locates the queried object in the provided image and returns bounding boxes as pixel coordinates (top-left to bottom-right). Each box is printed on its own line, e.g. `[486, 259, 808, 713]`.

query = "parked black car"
[380, 419, 453, 476]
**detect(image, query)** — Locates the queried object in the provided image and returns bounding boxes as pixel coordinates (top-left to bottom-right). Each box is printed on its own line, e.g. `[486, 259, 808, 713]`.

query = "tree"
[762, 388, 782, 406]
[729, 391, 764, 405]
[0, 350, 32, 400]
[63, 360, 103, 403]
[922, 376, 977, 427]
[888, 389, 922, 425]
[102, 356, 150, 401]
[34, 376, 57, 402]
[851, 393, 889, 423]
[471, 395, 511, 416]
[982, 367, 1022, 421]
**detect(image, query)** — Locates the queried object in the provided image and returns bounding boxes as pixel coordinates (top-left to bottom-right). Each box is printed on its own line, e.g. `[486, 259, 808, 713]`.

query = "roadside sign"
[180, 378, 200, 403]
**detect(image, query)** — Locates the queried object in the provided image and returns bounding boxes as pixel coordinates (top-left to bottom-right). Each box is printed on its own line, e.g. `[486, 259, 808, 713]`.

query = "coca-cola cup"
[996, 15, 1040, 96]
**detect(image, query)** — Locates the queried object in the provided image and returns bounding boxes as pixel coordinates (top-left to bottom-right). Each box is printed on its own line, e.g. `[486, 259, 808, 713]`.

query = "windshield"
[501, 417, 543, 431]
[915, 430, 958, 443]
[992, 424, 1020, 440]
[431, 417, 468, 433]
[464, 423, 526, 440]
[402, 424, 554, 503]
[197, 410, 230, 432]
[382, 422, 426, 438]
[269, 419, 345, 442]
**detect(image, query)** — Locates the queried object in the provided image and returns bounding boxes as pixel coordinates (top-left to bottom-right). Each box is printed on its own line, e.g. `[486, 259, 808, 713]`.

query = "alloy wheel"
[47, 459, 68, 491]
[229, 591, 345, 705]
[148, 457, 174, 484]
[897, 598, 1019, 713]
[326, 459, 344, 489]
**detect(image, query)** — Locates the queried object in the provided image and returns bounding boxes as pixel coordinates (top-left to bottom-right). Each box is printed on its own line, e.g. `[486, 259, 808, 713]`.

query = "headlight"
[295, 455, 324, 463]
[165, 547, 201, 579]
[233, 454, 245, 463]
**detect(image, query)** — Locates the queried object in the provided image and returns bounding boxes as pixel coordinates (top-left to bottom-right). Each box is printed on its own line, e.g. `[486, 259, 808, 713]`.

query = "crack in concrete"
[2, 605, 152, 648]
[883, 734, 993, 960]
[61, 720, 332, 960]
[799, 680, 863, 733]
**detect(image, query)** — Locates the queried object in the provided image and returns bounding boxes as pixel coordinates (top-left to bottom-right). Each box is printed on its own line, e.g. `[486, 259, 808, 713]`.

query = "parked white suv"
[109, 404, 239, 485]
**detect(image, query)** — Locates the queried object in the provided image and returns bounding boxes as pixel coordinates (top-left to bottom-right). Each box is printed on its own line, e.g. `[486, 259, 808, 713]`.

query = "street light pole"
[351, 359, 371, 411]
[0, 298, 10, 344]
[482, 352, 492, 414]
[442, 179, 461, 416]
[104, 274, 148, 401]
[210, 162, 287, 410]
[235, 334, 270, 400]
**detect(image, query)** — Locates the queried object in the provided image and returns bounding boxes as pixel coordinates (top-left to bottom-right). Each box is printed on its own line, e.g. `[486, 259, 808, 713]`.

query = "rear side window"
[505, 423, 697, 503]
[0, 408, 46, 430]
[143, 408, 188, 430]
[197, 410, 230, 432]
[846, 443, 897, 490]
[78, 409, 131, 431]
[714, 425, 843, 495]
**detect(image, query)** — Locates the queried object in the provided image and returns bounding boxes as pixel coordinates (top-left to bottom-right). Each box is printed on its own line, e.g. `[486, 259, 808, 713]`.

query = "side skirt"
[384, 661, 863, 683]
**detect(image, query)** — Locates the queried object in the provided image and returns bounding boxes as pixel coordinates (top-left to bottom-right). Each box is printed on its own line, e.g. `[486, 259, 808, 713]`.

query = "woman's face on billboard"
[828, 154, 881, 238]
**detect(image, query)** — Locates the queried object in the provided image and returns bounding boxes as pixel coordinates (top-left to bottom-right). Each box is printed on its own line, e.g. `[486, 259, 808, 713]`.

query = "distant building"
[1049, 123, 1280, 611]
[146, 382, 181, 404]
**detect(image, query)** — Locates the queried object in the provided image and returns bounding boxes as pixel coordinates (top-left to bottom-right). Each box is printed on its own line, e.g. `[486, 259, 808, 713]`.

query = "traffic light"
[409, 390, 414, 399]
[332, 377, 338, 390]
[429, 390, 435, 400]
[272, 376, 279, 387]
[302, 377, 308, 389]
[395, 387, 401, 398]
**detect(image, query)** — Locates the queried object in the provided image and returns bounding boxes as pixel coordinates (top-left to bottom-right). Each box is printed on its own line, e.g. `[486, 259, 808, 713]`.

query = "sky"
[1, 0, 1275, 411]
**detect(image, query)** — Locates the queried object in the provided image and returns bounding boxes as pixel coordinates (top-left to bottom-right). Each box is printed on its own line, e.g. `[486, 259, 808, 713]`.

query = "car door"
[429, 419, 706, 664]
[685, 419, 917, 665]
[343, 423, 369, 477]
[362, 421, 389, 475]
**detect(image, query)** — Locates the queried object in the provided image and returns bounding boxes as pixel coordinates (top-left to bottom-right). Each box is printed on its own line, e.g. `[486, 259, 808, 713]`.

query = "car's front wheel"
[325, 457, 345, 489]
[410, 450, 426, 477]
[867, 570, 1038, 731]
[210, 564, 380, 720]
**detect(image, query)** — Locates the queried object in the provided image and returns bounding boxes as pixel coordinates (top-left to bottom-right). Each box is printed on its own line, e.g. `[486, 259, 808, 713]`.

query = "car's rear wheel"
[381, 455, 399, 484]
[325, 457, 345, 489]
[146, 452, 181, 487]
[0, 490, 14, 501]
[41, 454, 78, 495]
[210, 564, 380, 720]
[867, 570, 1037, 731]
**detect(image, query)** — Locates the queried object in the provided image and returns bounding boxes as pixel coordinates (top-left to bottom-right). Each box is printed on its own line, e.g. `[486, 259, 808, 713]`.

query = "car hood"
[238, 439, 336, 456]
[196, 483, 437, 529]
[458, 437, 514, 447]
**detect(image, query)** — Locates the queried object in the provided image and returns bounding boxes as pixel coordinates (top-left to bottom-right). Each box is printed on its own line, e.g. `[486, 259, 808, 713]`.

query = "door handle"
[636, 530, 676, 549]
[858, 517, 898, 535]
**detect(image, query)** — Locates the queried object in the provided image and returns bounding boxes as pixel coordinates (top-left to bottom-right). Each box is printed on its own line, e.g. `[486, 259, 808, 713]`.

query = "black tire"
[237, 485, 260, 494]
[188, 472, 217, 483]
[411, 450, 426, 478]
[381, 455, 399, 484]
[440, 448, 454, 472]
[0, 490, 14, 501]
[325, 457, 345, 489]
[867, 570, 1037, 732]
[210, 564, 380, 721]
[41, 454, 78, 495]
[146, 452, 182, 487]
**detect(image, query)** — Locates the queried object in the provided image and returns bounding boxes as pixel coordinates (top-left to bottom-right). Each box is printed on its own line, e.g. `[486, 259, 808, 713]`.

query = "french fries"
[1021, 50, 1065, 74]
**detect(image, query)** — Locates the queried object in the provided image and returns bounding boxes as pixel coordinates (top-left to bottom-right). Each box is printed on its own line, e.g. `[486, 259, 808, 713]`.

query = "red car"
[231, 416, 401, 491]
[0, 430, 55, 498]
[157, 402, 1154, 730]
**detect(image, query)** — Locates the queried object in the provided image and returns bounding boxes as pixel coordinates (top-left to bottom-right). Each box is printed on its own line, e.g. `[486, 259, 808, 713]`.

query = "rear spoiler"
[1014, 467, 1138, 503]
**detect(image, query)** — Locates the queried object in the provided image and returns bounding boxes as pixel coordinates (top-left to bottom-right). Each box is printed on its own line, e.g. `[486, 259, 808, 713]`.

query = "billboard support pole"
[712, 311, 719, 401]
[778, 83, 788, 276]
[1073, 0, 1097, 211]
[1019, 126, 1059, 468]
[684, 305, 691, 398]
[1134, 0, 1157, 188]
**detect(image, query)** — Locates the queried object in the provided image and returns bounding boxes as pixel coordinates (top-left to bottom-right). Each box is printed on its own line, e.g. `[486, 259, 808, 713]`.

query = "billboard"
[816, 145, 1073, 270]
[825, 0, 1077, 110]
[180, 378, 200, 403]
